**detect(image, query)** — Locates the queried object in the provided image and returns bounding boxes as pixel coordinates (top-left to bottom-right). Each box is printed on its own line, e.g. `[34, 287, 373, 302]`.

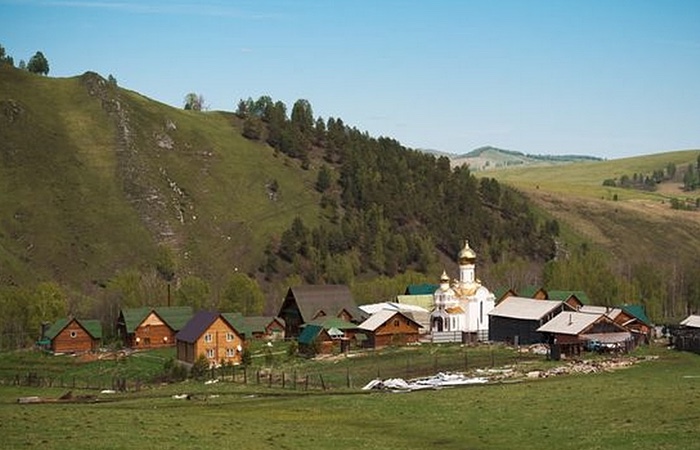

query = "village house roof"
[548, 290, 590, 305]
[537, 312, 604, 335]
[358, 310, 422, 332]
[619, 304, 652, 326]
[305, 317, 357, 330]
[121, 306, 193, 333]
[176, 311, 239, 344]
[404, 283, 439, 296]
[519, 286, 548, 299]
[680, 315, 700, 328]
[222, 313, 283, 337]
[395, 294, 434, 310]
[578, 305, 623, 320]
[488, 296, 563, 321]
[285, 285, 366, 323]
[45, 318, 102, 340]
[298, 324, 325, 345]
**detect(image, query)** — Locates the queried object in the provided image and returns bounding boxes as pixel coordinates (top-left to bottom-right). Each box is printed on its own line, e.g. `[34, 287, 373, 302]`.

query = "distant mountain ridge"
[431, 146, 603, 171]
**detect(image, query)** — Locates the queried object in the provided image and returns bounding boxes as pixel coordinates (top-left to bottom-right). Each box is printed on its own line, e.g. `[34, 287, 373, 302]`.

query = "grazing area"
[1, 345, 698, 449]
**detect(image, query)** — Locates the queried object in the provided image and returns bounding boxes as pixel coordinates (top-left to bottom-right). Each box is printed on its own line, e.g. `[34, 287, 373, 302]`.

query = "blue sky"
[2, 0, 699, 158]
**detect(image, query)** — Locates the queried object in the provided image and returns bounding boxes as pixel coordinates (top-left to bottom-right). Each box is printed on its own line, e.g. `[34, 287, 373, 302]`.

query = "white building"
[430, 240, 495, 342]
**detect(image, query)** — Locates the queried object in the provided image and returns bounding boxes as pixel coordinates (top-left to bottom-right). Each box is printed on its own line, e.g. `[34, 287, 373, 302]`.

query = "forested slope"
[0, 65, 558, 345]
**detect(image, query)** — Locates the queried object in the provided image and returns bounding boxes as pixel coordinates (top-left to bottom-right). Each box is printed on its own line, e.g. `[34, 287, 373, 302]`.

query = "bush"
[190, 354, 210, 379]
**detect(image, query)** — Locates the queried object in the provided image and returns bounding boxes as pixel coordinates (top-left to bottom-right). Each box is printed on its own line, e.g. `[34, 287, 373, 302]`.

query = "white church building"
[430, 240, 495, 342]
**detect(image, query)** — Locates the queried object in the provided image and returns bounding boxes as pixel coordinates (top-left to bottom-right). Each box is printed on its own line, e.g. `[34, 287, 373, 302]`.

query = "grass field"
[1, 344, 698, 449]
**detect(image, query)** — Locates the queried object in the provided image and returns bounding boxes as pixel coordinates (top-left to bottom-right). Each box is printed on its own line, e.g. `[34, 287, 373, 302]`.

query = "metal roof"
[176, 311, 238, 343]
[578, 305, 622, 320]
[45, 318, 102, 340]
[284, 285, 366, 323]
[680, 315, 700, 328]
[298, 324, 323, 345]
[358, 310, 421, 332]
[404, 284, 439, 295]
[548, 290, 590, 305]
[120, 306, 193, 333]
[537, 312, 602, 335]
[488, 296, 563, 320]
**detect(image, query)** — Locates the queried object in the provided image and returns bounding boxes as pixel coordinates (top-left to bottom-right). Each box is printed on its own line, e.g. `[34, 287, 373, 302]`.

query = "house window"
[204, 333, 213, 343]
[226, 348, 235, 357]
[393, 319, 400, 327]
[70, 331, 77, 339]
[206, 348, 215, 359]
[226, 332, 234, 342]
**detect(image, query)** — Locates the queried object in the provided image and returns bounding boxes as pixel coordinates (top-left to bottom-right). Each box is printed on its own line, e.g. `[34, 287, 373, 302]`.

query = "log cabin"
[176, 311, 245, 367]
[44, 318, 102, 353]
[358, 310, 422, 349]
[117, 306, 193, 349]
[277, 285, 367, 338]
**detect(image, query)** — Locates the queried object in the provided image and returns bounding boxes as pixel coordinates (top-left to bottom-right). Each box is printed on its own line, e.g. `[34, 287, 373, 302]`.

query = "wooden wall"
[52, 320, 97, 353]
[133, 312, 175, 349]
[192, 317, 245, 366]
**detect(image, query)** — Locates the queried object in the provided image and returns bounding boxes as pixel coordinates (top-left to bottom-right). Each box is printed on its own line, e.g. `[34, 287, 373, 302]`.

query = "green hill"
[0, 65, 321, 297]
[452, 146, 601, 171]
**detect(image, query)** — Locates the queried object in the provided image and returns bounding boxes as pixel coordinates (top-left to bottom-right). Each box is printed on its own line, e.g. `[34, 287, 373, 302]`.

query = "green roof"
[221, 312, 250, 336]
[620, 304, 652, 326]
[306, 317, 357, 330]
[121, 306, 193, 333]
[45, 318, 102, 340]
[548, 290, 590, 305]
[519, 286, 545, 298]
[298, 324, 323, 345]
[405, 284, 438, 296]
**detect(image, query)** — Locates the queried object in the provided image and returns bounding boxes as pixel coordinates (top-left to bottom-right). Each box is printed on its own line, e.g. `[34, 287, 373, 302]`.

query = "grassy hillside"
[0, 65, 321, 299]
[484, 149, 700, 291]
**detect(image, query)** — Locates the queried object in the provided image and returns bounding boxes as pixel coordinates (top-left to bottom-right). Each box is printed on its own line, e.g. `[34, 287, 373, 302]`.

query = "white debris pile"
[362, 372, 488, 392]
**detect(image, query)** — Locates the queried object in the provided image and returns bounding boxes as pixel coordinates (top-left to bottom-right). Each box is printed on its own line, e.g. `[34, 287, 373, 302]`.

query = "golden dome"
[458, 240, 477, 264]
[439, 270, 450, 282]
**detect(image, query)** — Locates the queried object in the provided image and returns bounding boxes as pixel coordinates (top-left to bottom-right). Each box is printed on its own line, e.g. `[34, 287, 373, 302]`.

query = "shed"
[358, 310, 422, 348]
[360, 301, 430, 333]
[277, 285, 367, 338]
[44, 318, 102, 354]
[175, 311, 245, 367]
[488, 296, 567, 345]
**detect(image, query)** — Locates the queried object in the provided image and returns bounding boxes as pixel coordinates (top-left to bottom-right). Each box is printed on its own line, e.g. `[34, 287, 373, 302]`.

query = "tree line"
[0, 43, 49, 75]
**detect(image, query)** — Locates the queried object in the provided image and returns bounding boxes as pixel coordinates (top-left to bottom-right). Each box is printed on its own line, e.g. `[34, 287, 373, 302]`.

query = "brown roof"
[284, 285, 367, 323]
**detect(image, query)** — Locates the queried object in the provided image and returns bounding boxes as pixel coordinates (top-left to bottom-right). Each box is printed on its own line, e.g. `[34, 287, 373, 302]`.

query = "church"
[430, 240, 495, 342]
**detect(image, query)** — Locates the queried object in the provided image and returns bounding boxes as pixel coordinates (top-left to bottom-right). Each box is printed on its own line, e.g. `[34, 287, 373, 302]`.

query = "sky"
[2, 0, 699, 158]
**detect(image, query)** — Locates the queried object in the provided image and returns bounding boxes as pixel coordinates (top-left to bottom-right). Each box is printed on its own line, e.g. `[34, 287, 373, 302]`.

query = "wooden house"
[277, 285, 367, 338]
[537, 311, 631, 356]
[488, 296, 569, 345]
[358, 310, 422, 349]
[223, 314, 286, 341]
[519, 286, 549, 300]
[43, 318, 102, 354]
[297, 324, 335, 356]
[175, 311, 245, 367]
[117, 306, 192, 349]
[548, 290, 590, 309]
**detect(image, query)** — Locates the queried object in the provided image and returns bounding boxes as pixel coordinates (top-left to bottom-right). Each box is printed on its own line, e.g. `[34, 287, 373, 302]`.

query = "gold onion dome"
[440, 270, 450, 282]
[458, 240, 477, 264]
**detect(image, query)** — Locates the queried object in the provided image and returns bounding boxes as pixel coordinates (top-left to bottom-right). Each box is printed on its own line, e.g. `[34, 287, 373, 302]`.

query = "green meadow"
[1, 345, 698, 449]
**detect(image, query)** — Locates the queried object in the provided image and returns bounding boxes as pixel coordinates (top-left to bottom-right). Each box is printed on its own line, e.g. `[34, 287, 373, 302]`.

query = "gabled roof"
[120, 306, 193, 333]
[358, 310, 421, 332]
[359, 302, 429, 315]
[619, 304, 652, 326]
[548, 290, 590, 305]
[537, 312, 603, 335]
[493, 287, 517, 302]
[222, 313, 283, 337]
[298, 324, 324, 345]
[45, 318, 102, 340]
[284, 285, 366, 323]
[176, 311, 239, 344]
[519, 286, 548, 299]
[489, 296, 563, 321]
[680, 315, 700, 328]
[578, 305, 622, 321]
[404, 283, 439, 296]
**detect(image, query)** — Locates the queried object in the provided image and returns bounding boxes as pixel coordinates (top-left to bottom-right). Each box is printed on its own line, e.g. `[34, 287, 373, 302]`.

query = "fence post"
[282, 372, 286, 389]
[346, 367, 351, 389]
[293, 370, 297, 390]
[319, 374, 326, 391]
[305, 375, 309, 391]
[243, 367, 247, 384]
[491, 347, 495, 367]
[464, 349, 468, 371]
[268, 372, 272, 388]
